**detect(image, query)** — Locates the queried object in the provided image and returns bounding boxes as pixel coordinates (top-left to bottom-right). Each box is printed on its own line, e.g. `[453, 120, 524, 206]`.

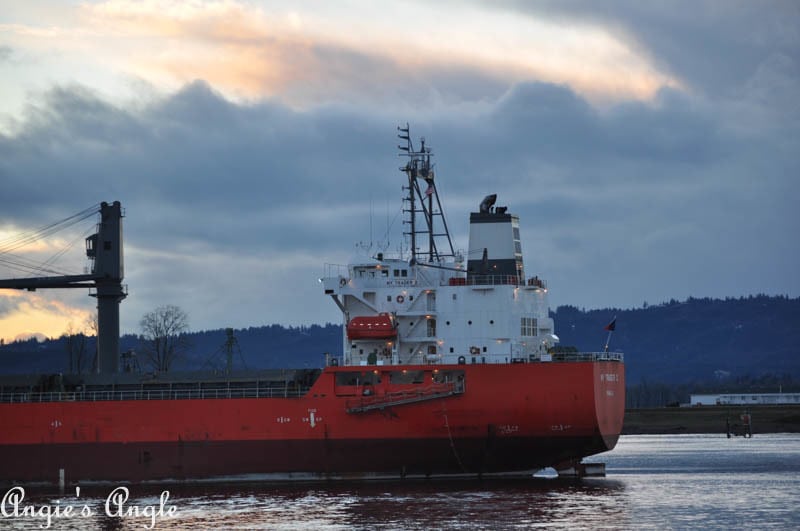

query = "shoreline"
[622, 405, 800, 435]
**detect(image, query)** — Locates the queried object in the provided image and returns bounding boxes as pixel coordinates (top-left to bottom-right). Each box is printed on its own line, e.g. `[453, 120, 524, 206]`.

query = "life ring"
[340, 278, 347, 287]
[396, 295, 405, 304]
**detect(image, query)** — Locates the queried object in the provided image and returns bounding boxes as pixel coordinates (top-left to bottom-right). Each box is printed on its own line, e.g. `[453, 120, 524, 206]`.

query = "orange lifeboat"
[347, 313, 397, 340]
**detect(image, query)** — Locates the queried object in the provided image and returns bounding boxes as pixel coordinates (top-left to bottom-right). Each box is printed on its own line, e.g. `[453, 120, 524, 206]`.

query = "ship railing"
[543, 351, 624, 363]
[0, 385, 315, 403]
[323, 263, 349, 278]
[444, 275, 548, 288]
[445, 275, 520, 287]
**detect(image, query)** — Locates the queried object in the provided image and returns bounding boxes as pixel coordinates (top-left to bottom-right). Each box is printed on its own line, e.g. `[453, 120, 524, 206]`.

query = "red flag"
[604, 317, 616, 331]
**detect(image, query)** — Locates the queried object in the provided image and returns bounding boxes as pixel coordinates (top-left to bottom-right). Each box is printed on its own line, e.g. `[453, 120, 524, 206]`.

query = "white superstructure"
[322, 127, 557, 367]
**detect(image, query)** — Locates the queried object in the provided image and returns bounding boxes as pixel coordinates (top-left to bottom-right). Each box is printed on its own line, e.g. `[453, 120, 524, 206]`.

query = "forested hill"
[1, 295, 798, 386]
[554, 295, 800, 384]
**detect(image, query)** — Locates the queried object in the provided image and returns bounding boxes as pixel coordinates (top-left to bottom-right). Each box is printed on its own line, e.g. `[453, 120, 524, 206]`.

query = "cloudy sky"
[0, 0, 798, 342]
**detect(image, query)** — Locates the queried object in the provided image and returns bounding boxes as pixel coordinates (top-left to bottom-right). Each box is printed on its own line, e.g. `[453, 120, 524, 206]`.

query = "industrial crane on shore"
[0, 201, 126, 374]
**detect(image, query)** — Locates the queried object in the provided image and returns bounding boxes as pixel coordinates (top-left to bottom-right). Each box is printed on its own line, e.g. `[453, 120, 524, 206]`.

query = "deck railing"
[546, 351, 624, 363]
[0, 385, 313, 404]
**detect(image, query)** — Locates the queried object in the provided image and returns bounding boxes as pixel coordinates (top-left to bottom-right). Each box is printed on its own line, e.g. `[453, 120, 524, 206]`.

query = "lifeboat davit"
[347, 313, 397, 340]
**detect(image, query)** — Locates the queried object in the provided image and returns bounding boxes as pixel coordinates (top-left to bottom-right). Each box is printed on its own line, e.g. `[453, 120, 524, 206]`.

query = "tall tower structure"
[0, 201, 126, 374]
[86, 201, 126, 373]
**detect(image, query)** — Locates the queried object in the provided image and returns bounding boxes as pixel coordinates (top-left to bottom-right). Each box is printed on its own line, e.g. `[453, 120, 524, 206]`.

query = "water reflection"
[126, 478, 629, 530]
[4, 435, 800, 529]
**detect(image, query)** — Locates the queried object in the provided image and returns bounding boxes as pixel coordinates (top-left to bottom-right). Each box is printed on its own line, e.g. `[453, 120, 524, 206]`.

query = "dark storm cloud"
[1, 56, 797, 330]
[0, 81, 395, 253]
[427, 76, 798, 309]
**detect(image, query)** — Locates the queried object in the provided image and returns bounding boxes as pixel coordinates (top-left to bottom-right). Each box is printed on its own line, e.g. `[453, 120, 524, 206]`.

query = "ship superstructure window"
[513, 226, 522, 255]
[427, 292, 436, 311]
[521, 317, 538, 336]
[426, 319, 436, 337]
[401, 270, 408, 277]
[394, 270, 399, 277]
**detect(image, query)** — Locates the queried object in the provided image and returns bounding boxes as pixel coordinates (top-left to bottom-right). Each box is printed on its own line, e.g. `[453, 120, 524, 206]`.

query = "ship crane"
[0, 201, 126, 374]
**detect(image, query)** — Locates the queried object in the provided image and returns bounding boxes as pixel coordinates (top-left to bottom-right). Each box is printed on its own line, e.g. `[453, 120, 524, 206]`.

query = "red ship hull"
[0, 361, 624, 484]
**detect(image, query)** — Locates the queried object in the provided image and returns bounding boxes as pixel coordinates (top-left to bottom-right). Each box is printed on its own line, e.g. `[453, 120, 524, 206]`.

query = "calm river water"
[3, 433, 799, 529]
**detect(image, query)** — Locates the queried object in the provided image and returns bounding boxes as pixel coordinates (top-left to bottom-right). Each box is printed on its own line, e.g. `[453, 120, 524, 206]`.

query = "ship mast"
[397, 124, 455, 264]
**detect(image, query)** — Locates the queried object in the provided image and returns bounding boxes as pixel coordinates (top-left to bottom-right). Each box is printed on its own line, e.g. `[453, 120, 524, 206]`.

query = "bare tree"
[84, 313, 99, 372]
[64, 321, 90, 374]
[139, 305, 190, 372]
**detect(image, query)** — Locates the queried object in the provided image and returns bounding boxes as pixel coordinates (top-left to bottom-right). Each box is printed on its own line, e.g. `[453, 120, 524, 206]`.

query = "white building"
[690, 393, 800, 406]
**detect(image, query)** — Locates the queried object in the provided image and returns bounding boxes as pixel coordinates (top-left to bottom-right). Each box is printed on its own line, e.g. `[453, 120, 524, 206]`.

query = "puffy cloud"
[3, 0, 681, 110]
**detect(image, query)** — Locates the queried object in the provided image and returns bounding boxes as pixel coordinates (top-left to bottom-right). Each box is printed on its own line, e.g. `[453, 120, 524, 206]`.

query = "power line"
[0, 204, 101, 277]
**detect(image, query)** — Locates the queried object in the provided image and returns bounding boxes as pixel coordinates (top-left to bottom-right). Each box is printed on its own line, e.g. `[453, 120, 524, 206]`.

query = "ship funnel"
[467, 195, 524, 283]
[479, 194, 497, 213]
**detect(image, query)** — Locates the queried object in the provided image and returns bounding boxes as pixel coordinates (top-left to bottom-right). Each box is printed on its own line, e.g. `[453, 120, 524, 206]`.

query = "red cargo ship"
[0, 127, 624, 485]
